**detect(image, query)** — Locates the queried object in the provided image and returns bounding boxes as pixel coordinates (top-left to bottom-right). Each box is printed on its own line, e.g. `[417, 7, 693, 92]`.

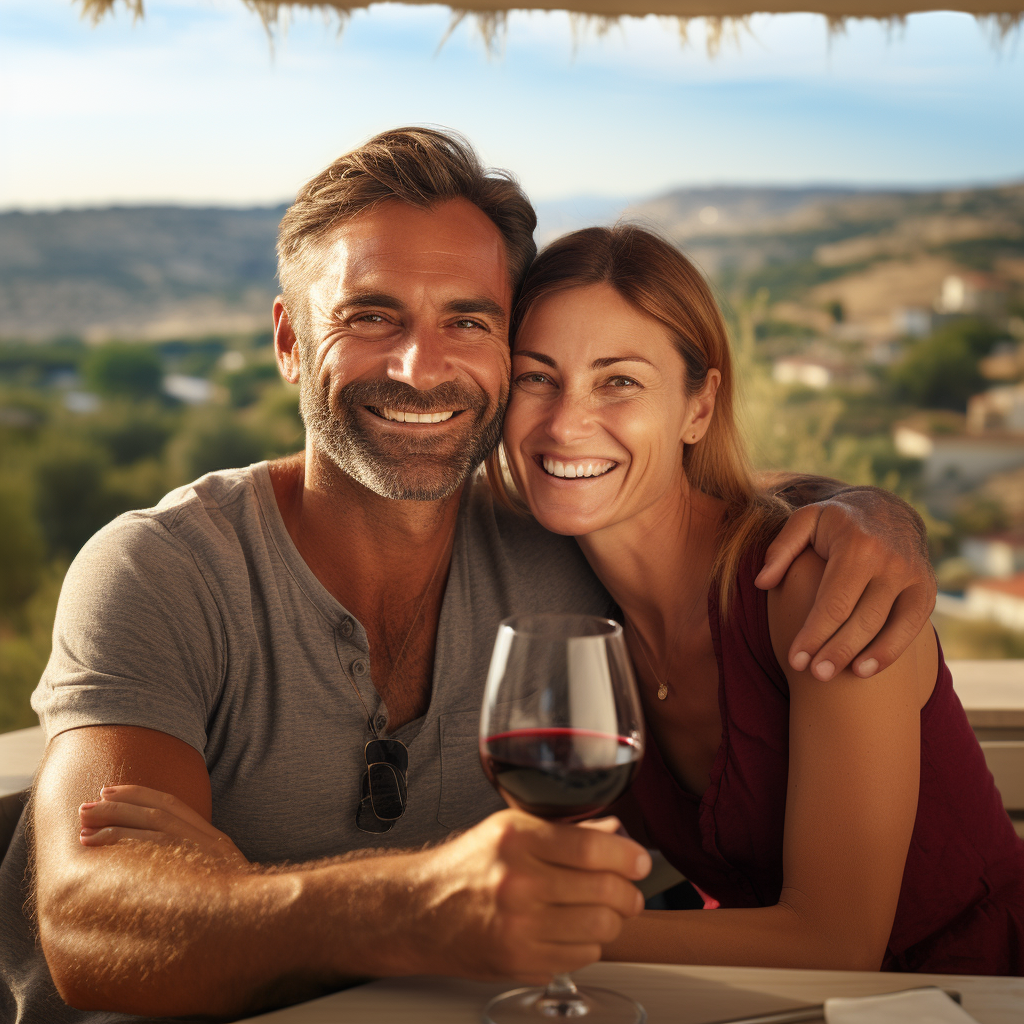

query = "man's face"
[291, 199, 513, 501]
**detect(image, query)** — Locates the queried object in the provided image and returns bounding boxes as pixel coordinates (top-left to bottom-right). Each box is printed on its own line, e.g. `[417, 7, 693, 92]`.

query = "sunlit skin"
[275, 197, 513, 505]
[503, 282, 721, 548]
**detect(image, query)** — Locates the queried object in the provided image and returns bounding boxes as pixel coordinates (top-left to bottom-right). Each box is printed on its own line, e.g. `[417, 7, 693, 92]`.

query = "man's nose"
[386, 327, 456, 392]
[543, 390, 596, 445]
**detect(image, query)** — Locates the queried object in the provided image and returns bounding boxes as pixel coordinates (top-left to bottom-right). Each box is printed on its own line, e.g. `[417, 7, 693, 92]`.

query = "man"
[2, 128, 935, 1022]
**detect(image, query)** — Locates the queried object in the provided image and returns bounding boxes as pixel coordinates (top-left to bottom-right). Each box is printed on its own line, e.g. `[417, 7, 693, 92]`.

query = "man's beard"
[300, 375, 506, 501]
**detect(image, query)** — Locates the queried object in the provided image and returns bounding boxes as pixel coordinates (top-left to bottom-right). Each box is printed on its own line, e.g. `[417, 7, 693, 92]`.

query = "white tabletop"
[240, 962, 1024, 1023]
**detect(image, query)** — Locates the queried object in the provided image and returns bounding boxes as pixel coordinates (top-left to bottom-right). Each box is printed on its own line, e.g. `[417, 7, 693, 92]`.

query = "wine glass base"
[483, 985, 646, 1023]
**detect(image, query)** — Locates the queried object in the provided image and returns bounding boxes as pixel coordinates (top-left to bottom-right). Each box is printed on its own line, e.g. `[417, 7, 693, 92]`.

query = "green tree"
[0, 563, 64, 732]
[84, 342, 163, 400]
[887, 318, 999, 411]
[0, 479, 46, 617]
[175, 413, 272, 480]
[33, 442, 134, 558]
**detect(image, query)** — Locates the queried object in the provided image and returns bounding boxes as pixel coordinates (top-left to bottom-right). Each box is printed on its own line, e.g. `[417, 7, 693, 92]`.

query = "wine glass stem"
[535, 973, 589, 1017]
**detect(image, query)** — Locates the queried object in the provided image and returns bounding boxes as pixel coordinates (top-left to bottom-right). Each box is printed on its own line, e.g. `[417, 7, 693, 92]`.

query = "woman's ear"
[683, 369, 721, 444]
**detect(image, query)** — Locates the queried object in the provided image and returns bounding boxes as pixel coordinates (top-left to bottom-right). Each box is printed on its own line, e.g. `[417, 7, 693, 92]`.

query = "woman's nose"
[543, 391, 595, 445]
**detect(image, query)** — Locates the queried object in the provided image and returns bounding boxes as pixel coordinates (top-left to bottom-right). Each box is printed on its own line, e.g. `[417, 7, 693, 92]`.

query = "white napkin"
[824, 988, 978, 1024]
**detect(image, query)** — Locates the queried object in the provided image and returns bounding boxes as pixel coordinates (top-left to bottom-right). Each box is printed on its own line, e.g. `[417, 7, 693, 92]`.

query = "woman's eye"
[607, 376, 640, 389]
[514, 372, 552, 388]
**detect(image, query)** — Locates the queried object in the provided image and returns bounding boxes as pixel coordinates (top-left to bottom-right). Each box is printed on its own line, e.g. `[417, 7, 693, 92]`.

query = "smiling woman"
[489, 223, 1024, 976]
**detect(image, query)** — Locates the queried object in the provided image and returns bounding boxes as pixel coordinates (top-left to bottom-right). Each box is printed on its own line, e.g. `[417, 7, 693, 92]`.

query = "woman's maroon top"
[629, 543, 1024, 975]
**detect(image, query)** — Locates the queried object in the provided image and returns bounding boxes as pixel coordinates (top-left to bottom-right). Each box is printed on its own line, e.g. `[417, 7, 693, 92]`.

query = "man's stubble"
[299, 370, 507, 502]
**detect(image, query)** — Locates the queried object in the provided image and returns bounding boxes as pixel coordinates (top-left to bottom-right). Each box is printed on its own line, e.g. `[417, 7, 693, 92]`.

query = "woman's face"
[503, 282, 715, 538]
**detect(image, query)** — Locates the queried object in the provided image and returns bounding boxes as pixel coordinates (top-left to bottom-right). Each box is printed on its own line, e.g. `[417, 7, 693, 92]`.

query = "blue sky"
[1, 1, 1022, 210]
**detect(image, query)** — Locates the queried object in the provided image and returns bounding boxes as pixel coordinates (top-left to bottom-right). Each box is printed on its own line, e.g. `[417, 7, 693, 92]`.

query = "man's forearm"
[756, 472, 928, 554]
[37, 839, 438, 1018]
[756, 470, 849, 508]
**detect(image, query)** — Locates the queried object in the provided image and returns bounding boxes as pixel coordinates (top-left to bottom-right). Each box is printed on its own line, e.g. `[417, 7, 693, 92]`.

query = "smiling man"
[3, 128, 937, 1023]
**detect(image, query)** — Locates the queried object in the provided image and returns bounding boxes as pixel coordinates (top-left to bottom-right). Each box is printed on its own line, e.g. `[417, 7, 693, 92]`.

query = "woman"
[489, 224, 1024, 976]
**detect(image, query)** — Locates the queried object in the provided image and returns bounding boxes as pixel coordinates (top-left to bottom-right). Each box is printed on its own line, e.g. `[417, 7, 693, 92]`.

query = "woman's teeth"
[542, 457, 615, 479]
[376, 408, 455, 423]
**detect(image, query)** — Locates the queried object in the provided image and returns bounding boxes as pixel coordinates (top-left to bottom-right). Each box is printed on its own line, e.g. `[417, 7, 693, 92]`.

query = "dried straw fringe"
[74, 1, 1023, 55]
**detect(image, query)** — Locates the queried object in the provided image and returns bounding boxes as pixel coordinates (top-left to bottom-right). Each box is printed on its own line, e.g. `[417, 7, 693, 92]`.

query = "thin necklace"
[343, 530, 453, 735]
[388, 532, 452, 684]
[625, 581, 707, 701]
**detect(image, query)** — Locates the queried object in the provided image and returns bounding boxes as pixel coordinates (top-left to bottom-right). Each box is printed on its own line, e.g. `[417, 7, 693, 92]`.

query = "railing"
[2, 662, 1022, 814]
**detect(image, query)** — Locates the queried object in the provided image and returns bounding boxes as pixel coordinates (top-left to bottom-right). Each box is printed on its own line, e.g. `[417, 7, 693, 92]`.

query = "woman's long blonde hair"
[486, 224, 790, 612]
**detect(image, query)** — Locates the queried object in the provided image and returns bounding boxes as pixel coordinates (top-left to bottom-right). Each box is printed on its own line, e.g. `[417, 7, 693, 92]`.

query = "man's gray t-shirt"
[1, 463, 610, 1021]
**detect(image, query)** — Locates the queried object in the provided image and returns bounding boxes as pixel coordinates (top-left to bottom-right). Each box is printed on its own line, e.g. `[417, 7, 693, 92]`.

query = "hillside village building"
[965, 574, 1024, 632]
[961, 532, 1024, 579]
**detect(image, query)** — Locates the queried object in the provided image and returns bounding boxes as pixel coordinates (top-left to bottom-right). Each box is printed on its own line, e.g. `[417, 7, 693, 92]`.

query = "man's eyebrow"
[444, 298, 508, 328]
[331, 292, 406, 316]
[515, 351, 654, 370]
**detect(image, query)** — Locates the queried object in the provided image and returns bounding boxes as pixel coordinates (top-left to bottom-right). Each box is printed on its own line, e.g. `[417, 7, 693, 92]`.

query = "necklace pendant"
[657, 683, 669, 701]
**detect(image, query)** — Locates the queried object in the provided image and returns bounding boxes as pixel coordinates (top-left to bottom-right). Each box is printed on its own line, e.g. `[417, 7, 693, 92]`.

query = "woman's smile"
[538, 455, 618, 480]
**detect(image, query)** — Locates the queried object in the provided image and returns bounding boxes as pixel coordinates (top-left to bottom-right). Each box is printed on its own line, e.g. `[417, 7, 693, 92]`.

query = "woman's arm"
[605, 549, 936, 970]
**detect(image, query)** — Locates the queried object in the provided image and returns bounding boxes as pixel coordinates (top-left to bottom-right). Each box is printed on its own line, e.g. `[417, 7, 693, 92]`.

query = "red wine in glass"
[481, 727, 641, 823]
[479, 614, 646, 1024]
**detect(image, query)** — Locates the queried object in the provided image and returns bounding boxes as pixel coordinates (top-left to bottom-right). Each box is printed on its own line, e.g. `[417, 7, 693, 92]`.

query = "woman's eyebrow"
[591, 356, 654, 369]
[515, 352, 655, 369]
[515, 350, 556, 367]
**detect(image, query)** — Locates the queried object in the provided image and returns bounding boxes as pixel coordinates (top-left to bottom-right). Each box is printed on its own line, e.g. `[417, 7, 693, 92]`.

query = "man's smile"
[369, 407, 460, 424]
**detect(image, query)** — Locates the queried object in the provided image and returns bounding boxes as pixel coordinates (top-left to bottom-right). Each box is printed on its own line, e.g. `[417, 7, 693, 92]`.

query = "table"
[240, 962, 1024, 1023]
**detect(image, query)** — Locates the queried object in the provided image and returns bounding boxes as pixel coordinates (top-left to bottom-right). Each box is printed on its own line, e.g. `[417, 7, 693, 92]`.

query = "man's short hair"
[277, 126, 537, 331]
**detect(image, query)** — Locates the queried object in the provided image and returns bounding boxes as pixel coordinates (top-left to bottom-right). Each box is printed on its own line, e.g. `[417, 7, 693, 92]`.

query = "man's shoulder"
[78, 463, 268, 578]
[154, 462, 264, 519]
[463, 471, 577, 553]
[460, 472, 610, 612]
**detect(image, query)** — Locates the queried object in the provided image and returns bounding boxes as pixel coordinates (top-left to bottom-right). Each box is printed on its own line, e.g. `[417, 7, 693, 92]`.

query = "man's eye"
[353, 313, 387, 324]
[453, 318, 485, 330]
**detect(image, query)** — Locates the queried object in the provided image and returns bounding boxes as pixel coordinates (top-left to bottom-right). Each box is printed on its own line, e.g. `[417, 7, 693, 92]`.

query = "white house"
[968, 384, 1024, 436]
[965, 574, 1024, 632]
[961, 532, 1024, 579]
[894, 410, 1024, 514]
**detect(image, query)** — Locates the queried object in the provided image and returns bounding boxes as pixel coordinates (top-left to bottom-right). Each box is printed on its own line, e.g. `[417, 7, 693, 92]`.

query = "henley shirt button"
[374, 715, 387, 732]
[352, 658, 369, 676]
[339, 618, 354, 639]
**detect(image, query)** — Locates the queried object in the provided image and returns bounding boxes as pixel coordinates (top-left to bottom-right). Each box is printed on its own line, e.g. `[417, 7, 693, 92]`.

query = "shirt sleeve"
[31, 511, 226, 757]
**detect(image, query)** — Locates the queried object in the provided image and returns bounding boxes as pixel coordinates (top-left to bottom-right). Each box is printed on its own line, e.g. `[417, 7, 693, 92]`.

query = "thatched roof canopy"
[78, 0, 1024, 21]
[76, 0, 1024, 55]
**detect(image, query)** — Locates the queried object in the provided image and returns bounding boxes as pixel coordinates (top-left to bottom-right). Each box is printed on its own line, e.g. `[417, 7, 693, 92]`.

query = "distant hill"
[0, 206, 285, 341]
[1, 183, 1022, 341]
[626, 181, 1024, 292]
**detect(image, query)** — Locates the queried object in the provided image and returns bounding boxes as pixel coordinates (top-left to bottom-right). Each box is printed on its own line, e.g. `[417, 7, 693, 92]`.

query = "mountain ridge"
[1, 181, 1021, 341]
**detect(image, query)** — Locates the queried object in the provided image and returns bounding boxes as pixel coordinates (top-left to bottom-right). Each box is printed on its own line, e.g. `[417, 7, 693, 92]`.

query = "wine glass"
[479, 614, 646, 1024]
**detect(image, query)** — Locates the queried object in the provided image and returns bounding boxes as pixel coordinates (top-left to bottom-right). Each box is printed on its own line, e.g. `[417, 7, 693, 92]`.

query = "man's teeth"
[542, 457, 615, 479]
[377, 408, 455, 423]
